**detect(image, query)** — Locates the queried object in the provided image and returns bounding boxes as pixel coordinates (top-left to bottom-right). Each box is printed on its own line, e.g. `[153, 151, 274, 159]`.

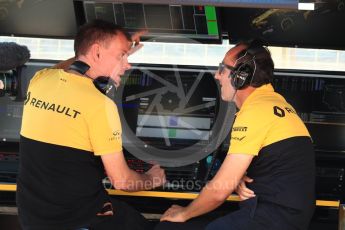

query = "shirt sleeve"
[88, 98, 123, 155]
[228, 104, 271, 156]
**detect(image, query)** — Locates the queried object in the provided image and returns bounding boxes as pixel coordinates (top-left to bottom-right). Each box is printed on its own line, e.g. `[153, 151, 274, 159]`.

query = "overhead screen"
[222, 2, 345, 50]
[79, 1, 222, 44]
[0, 0, 77, 38]
[82, 0, 299, 9]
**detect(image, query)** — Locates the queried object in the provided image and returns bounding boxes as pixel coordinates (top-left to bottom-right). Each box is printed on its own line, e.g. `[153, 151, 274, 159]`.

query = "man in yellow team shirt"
[158, 40, 315, 230]
[17, 20, 165, 230]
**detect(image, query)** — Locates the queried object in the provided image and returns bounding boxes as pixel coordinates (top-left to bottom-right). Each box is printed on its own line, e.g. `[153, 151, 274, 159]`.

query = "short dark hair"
[74, 19, 132, 57]
[234, 39, 274, 88]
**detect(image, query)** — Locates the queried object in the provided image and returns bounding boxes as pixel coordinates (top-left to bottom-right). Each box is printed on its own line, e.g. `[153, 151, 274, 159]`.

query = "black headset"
[230, 41, 269, 90]
[69, 60, 114, 95]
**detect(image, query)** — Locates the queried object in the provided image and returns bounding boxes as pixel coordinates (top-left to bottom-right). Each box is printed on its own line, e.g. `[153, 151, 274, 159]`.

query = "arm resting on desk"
[101, 151, 165, 192]
[161, 153, 253, 222]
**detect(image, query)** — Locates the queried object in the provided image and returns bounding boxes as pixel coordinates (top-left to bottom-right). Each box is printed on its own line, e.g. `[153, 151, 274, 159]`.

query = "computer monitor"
[0, 0, 77, 38]
[0, 61, 55, 143]
[116, 65, 235, 167]
[0, 99, 23, 143]
[78, 1, 222, 44]
[222, 2, 345, 50]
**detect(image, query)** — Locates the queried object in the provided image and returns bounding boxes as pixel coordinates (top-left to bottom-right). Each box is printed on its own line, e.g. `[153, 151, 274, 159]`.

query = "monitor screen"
[118, 65, 219, 148]
[93, 0, 298, 9]
[136, 115, 212, 141]
[306, 122, 345, 151]
[115, 65, 234, 166]
[134, 95, 216, 149]
[0, 99, 23, 143]
[222, 2, 345, 50]
[0, 0, 77, 38]
[0, 61, 55, 143]
[80, 1, 222, 44]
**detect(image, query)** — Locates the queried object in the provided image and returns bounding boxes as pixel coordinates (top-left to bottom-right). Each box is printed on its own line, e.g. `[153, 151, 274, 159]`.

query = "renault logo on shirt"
[26, 95, 81, 119]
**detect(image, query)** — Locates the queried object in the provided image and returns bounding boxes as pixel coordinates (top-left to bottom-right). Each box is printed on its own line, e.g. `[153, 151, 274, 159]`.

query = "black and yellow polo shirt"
[229, 84, 315, 213]
[17, 68, 122, 228]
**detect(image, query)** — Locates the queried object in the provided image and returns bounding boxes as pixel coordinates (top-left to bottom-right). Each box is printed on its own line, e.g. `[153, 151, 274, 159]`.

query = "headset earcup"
[93, 77, 110, 94]
[233, 64, 253, 90]
[229, 71, 237, 89]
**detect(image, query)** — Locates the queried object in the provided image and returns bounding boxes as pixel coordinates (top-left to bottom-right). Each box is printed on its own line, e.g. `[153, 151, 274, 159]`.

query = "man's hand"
[127, 30, 148, 56]
[131, 29, 148, 44]
[145, 164, 166, 189]
[160, 205, 189, 222]
[235, 175, 255, 200]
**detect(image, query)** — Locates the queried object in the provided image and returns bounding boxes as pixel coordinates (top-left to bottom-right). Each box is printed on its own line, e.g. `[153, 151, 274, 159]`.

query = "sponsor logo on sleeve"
[109, 130, 121, 141]
[231, 136, 246, 141]
[273, 106, 297, 118]
[232, 126, 248, 132]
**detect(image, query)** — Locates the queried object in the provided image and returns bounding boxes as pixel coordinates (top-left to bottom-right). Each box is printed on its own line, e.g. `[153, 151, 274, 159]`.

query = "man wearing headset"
[158, 40, 315, 230]
[17, 20, 165, 230]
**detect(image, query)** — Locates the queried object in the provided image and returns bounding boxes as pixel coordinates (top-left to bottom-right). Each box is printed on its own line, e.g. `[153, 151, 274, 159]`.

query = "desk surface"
[0, 184, 340, 208]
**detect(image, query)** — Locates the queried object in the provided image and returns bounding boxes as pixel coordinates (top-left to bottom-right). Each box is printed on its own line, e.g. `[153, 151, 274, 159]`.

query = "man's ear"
[89, 43, 101, 62]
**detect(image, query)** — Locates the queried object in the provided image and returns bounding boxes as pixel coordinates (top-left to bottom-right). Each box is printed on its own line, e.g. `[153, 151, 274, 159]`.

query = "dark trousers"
[155, 217, 210, 230]
[156, 198, 311, 230]
[20, 198, 153, 230]
[83, 198, 153, 230]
